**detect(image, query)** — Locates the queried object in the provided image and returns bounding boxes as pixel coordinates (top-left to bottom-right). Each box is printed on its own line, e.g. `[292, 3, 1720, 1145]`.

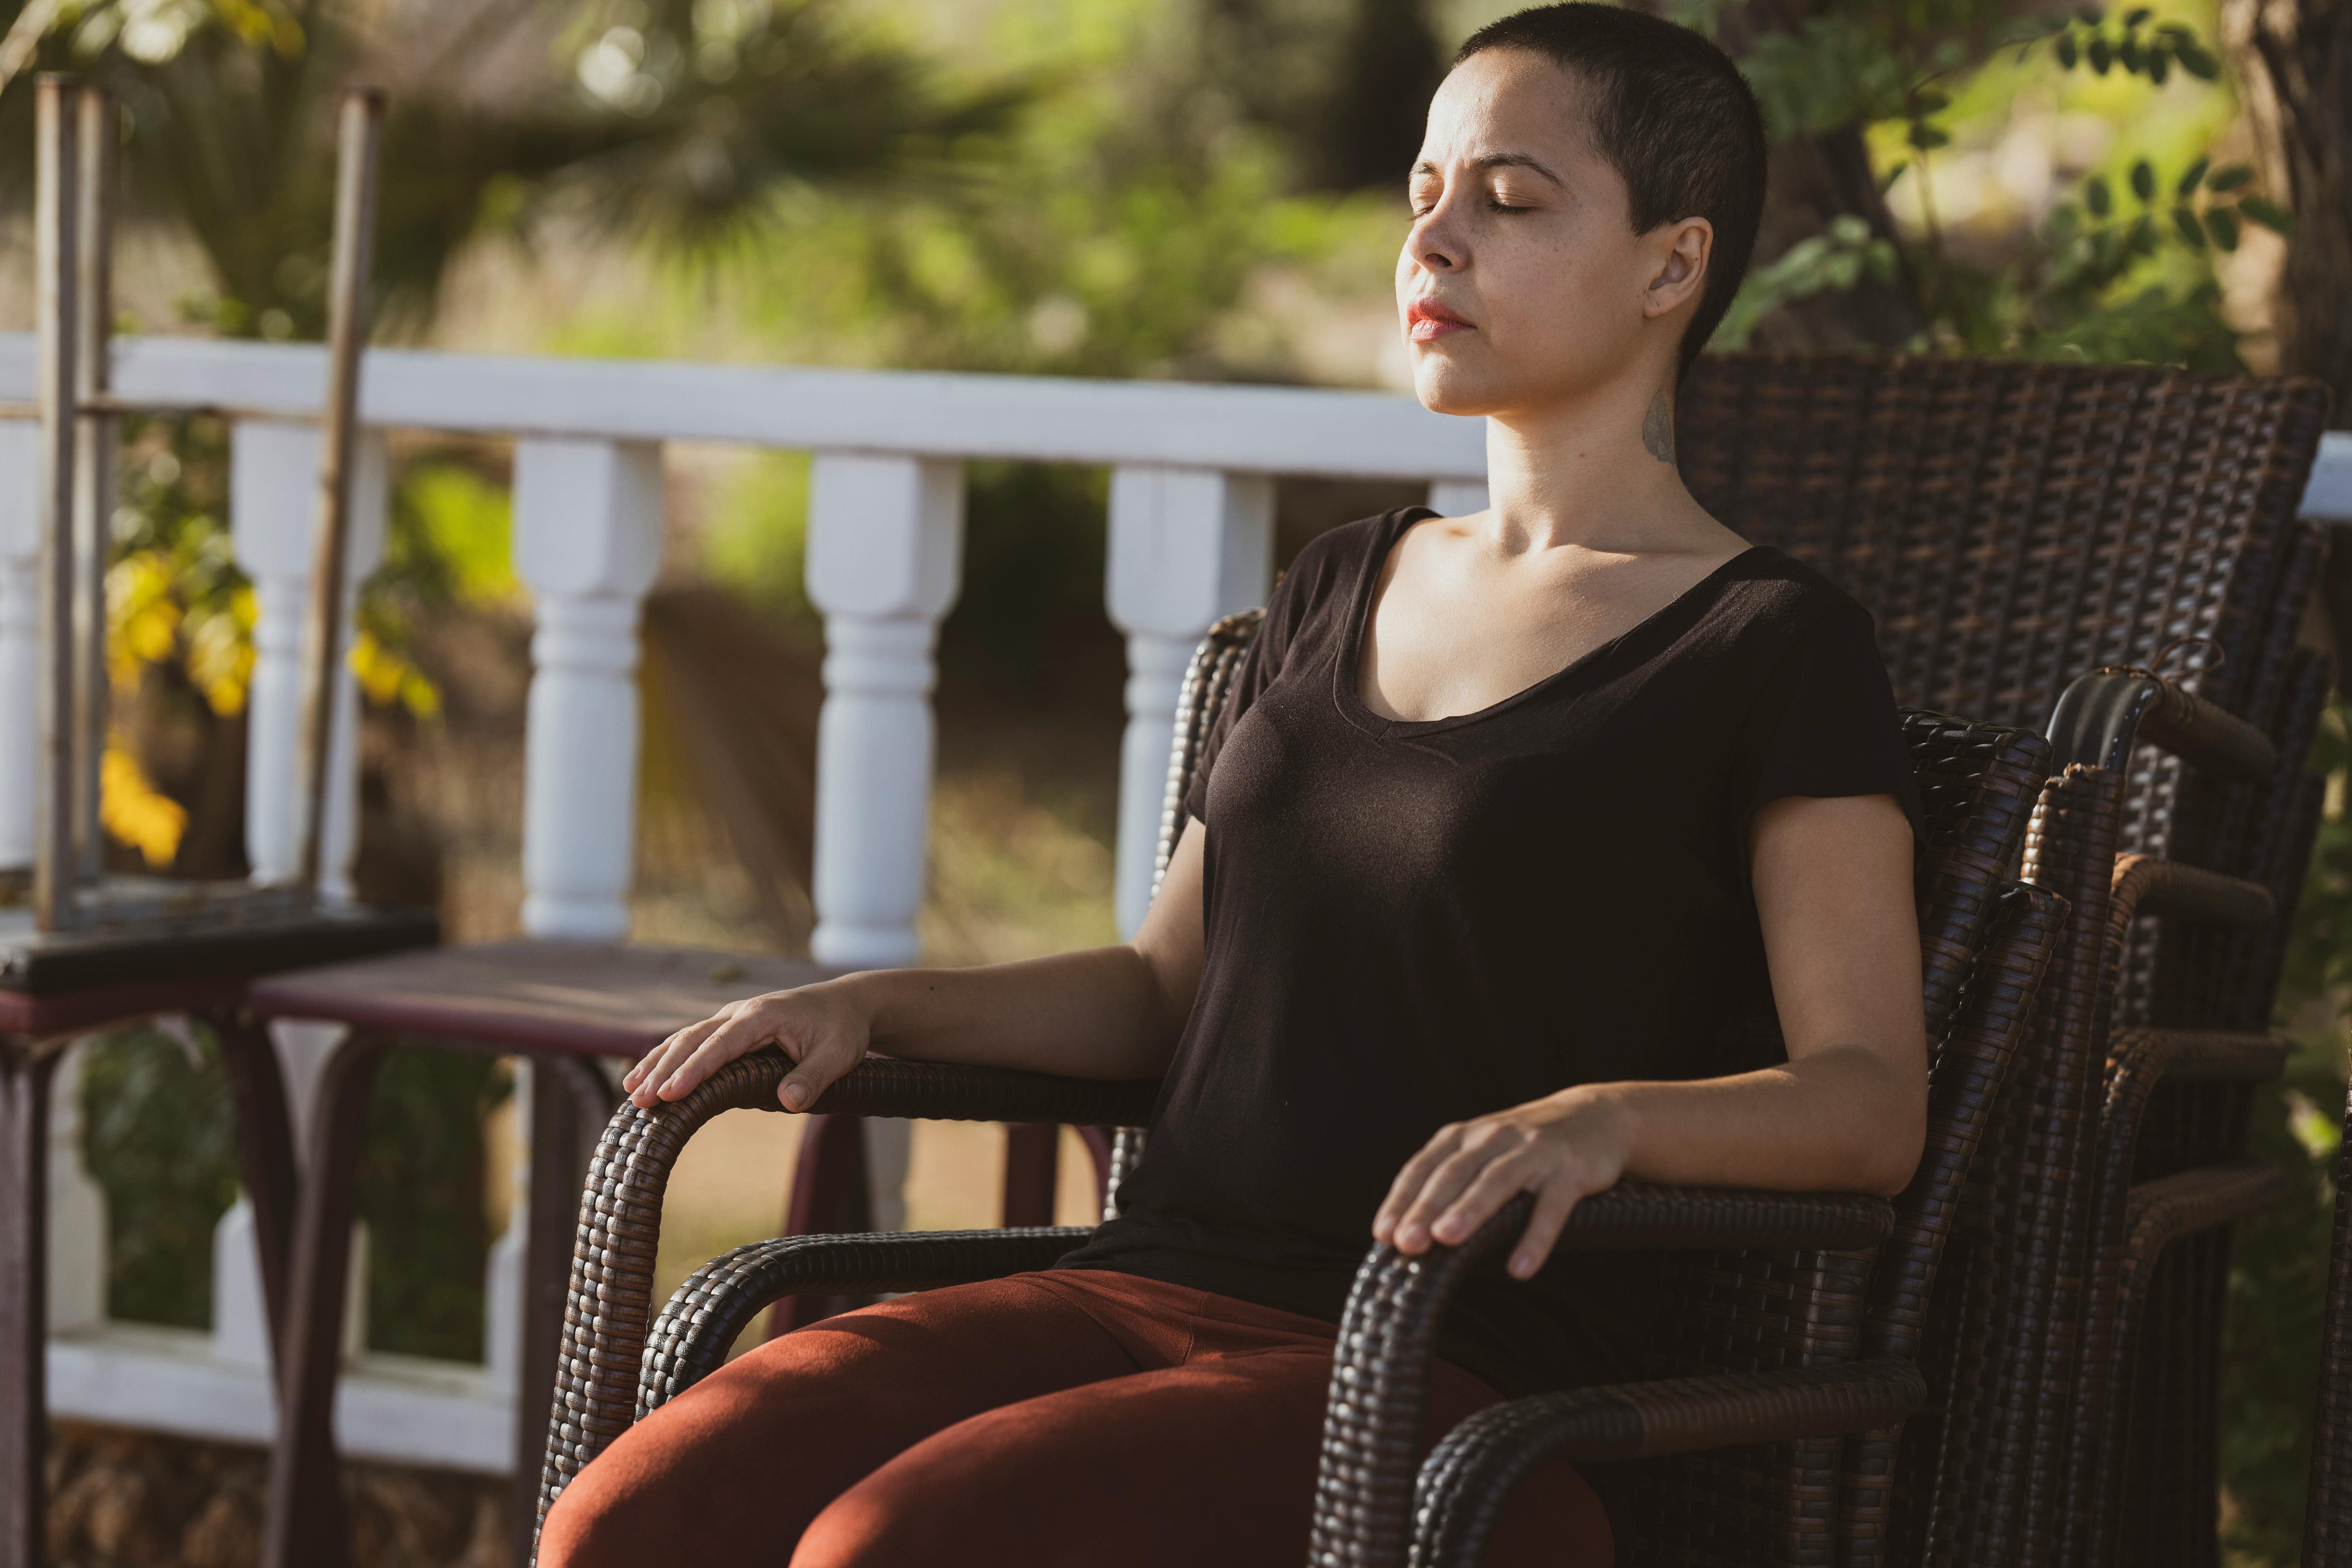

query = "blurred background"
[0, 0, 2346, 1562]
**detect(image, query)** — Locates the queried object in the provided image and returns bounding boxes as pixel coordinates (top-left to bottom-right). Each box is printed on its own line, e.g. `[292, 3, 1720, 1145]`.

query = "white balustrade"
[0, 419, 40, 872]
[230, 419, 388, 896]
[513, 438, 665, 941]
[1104, 466, 1273, 937]
[806, 453, 965, 969]
[46, 1042, 106, 1335]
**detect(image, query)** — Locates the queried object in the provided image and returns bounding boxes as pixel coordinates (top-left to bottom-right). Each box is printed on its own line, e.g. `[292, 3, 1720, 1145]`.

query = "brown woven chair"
[1676, 355, 2331, 1568]
[532, 608, 2060, 1568]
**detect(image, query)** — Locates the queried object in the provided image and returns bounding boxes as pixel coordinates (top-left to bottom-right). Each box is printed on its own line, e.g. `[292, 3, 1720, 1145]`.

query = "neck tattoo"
[1642, 386, 1676, 464]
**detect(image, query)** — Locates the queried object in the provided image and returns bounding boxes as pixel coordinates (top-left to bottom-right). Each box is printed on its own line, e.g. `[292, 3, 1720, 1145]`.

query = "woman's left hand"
[1372, 1087, 1634, 1280]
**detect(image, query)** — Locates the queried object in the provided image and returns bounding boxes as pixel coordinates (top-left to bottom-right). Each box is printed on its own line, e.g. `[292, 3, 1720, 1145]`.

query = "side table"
[0, 901, 437, 1568]
[243, 941, 839, 1568]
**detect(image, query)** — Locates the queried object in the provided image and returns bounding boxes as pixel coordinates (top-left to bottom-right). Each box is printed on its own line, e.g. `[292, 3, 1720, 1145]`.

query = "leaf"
[2147, 47, 2169, 83]
[2206, 208, 2241, 251]
[1914, 89, 1951, 113]
[2120, 36, 2142, 71]
[2209, 164, 2256, 193]
[2239, 196, 2299, 237]
[1909, 121, 1951, 150]
[2087, 175, 2113, 217]
[2178, 42, 2220, 78]
[2088, 35, 2113, 72]
[2177, 156, 2210, 197]
[2056, 32, 2079, 67]
[2174, 206, 2208, 248]
[2124, 6, 2152, 23]
[2131, 160, 2155, 202]
[1878, 159, 1909, 194]
[2077, 5, 2104, 21]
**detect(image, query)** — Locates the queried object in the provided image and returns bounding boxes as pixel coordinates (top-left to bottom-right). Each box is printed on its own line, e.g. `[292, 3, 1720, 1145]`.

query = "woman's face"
[1396, 48, 1709, 419]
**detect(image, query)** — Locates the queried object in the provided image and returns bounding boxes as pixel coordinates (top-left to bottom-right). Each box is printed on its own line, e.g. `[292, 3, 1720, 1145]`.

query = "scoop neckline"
[1334, 507, 1767, 739]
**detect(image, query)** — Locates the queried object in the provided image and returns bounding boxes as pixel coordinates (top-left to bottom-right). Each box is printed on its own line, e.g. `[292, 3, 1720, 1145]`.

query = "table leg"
[514, 1055, 612, 1568]
[770, 1113, 872, 1334]
[0, 1038, 57, 1568]
[261, 1029, 385, 1568]
[209, 1009, 299, 1373]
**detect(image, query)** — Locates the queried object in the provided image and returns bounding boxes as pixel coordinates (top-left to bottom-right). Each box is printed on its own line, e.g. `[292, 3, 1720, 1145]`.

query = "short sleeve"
[1733, 601, 1923, 843]
[1180, 587, 1292, 826]
[1176, 514, 1382, 826]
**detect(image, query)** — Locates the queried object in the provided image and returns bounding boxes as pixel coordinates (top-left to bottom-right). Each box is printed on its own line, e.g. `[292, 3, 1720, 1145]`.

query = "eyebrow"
[1410, 153, 1566, 186]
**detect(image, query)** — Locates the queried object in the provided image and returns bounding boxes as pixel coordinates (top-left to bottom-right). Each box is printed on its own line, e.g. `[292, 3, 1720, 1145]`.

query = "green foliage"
[355, 1046, 510, 1363]
[80, 1026, 240, 1329]
[1698, 0, 2278, 370]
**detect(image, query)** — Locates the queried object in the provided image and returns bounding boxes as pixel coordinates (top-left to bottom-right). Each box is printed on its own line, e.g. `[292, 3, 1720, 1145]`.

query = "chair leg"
[1002, 1123, 1059, 1227]
[261, 1030, 385, 1568]
[770, 1112, 872, 1334]
[514, 1055, 613, 1568]
[209, 1008, 300, 1371]
[0, 1038, 57, 1568]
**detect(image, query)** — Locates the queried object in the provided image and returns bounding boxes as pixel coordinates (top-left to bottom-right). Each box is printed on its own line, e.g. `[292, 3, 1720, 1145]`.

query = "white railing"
[7, 332, 2350, 1473]
[0, 331, 1488, 1470]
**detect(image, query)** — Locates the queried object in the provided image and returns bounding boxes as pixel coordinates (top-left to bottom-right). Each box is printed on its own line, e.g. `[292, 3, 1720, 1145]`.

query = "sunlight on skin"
[621, 43, 1925, 1286]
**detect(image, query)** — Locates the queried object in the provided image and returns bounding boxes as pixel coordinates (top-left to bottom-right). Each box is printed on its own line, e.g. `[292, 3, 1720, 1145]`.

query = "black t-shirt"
[1059, 509, 1923, 1398]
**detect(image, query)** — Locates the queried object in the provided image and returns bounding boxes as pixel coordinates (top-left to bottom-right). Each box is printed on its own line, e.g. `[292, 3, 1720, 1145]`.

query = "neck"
[1478, 367, 1717, 555]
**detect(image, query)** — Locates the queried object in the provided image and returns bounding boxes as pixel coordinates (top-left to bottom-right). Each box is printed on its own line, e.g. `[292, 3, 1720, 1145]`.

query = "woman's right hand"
[623, 980, 873, 1113]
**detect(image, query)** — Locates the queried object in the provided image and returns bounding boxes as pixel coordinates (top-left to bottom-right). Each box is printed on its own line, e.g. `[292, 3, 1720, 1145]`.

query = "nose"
[1407, 193, 1462, 275]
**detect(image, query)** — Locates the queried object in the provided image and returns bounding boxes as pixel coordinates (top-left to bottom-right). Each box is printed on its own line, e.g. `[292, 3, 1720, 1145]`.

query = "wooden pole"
[71, 85, 114, 885]
[32, 77, 79, 933]
[293, 87, 385, 897]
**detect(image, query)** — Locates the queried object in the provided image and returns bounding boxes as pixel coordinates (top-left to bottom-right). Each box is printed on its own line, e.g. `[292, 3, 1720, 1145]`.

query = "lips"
[1406, 298, 1474, 342]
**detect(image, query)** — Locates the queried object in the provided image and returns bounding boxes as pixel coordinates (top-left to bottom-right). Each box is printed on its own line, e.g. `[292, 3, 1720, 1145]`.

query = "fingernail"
[782, 1083, 805, 1109]
[1511, 1253, 1535, 1277]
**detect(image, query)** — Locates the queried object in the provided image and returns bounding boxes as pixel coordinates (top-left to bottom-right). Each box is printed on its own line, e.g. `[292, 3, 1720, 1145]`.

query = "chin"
[1411, 355, 1509, 418]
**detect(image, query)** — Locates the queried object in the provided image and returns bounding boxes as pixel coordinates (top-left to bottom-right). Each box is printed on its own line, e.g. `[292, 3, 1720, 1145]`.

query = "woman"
[540, 6, 1925, 1566]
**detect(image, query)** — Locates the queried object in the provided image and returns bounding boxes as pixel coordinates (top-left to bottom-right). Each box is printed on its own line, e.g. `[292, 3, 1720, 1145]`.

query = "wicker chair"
[1675, 355, 2332, 1568]
[533, 598, 2062, 1567]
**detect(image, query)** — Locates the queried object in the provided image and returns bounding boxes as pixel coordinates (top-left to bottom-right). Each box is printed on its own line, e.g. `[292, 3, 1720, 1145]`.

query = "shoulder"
[1713, 546, 1880, 652]
[1261, 509, 1414, 641]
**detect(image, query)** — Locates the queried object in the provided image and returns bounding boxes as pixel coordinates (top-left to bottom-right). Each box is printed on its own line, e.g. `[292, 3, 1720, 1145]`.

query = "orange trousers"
[539, 1267, 1614, 1568]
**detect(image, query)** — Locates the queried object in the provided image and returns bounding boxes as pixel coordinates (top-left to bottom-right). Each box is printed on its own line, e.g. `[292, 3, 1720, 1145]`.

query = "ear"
[1642, 217, 1714, 319]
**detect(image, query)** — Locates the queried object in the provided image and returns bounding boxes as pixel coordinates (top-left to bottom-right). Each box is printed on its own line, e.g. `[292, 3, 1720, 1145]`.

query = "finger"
[627, 1013, 732, 1105]
[777, 1038, 859, 1112]
[1393, 1143, 1503, 1253]
[1430, 1150, 1542, 1246]
[656, 1006, 785, 1101]
[1507, 1177, 1588, 1280]
[1374, 1126, 1465, 1243]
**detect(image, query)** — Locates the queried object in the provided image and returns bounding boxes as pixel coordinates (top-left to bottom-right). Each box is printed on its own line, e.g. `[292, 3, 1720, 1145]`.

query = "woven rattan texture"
[1837, 884, 2065, 1568]
[1921, 764, 2121, 1567]
[637, 1228, 1091, 1418]
[535, 1049, 1156, 1544]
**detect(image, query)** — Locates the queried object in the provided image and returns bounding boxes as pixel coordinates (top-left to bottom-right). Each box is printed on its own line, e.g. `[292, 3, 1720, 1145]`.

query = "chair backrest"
[1679, 355, 2332, 1030]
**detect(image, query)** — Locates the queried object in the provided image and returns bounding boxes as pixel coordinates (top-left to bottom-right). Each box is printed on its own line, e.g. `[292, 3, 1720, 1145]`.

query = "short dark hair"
[1455, 4, 1766, 375]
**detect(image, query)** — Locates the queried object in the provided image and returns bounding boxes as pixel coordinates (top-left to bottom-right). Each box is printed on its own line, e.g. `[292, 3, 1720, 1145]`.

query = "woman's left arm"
[1374, 792, 1926, 1281]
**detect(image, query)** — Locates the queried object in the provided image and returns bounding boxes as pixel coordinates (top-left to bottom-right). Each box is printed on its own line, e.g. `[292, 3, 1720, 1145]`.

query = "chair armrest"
[2122, 1158, 2286, 1277]
[2048, 667, 2277, 780]
[1409, 1358, 1927, 1567]
[1306, 1188, 1889, 1568]
[538, 1048, 1149, 1536]
[804, 1050, 1160, 1125]
[639, 1227, 1094, 1418]
[2108, 855, 2274, 934]
[1554, 1185, 1893, 1252]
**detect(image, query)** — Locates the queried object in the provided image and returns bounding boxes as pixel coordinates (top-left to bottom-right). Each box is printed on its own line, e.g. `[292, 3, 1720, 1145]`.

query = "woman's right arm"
[624, 820, 1210, 1112]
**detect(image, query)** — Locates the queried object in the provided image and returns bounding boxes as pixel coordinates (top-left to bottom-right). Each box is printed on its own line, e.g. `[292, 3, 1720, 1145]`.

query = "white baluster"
[806, 454, 964, 969]
[0, 419, 40, 872]
[46, 1040, 107, 1334]
[1105, 467, 1273, 938]
[210, 1196, 270, 1368]
[230, 419, 387, 896]
[1427, 479, 1489, 517]
[513, 439, 664, 941]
